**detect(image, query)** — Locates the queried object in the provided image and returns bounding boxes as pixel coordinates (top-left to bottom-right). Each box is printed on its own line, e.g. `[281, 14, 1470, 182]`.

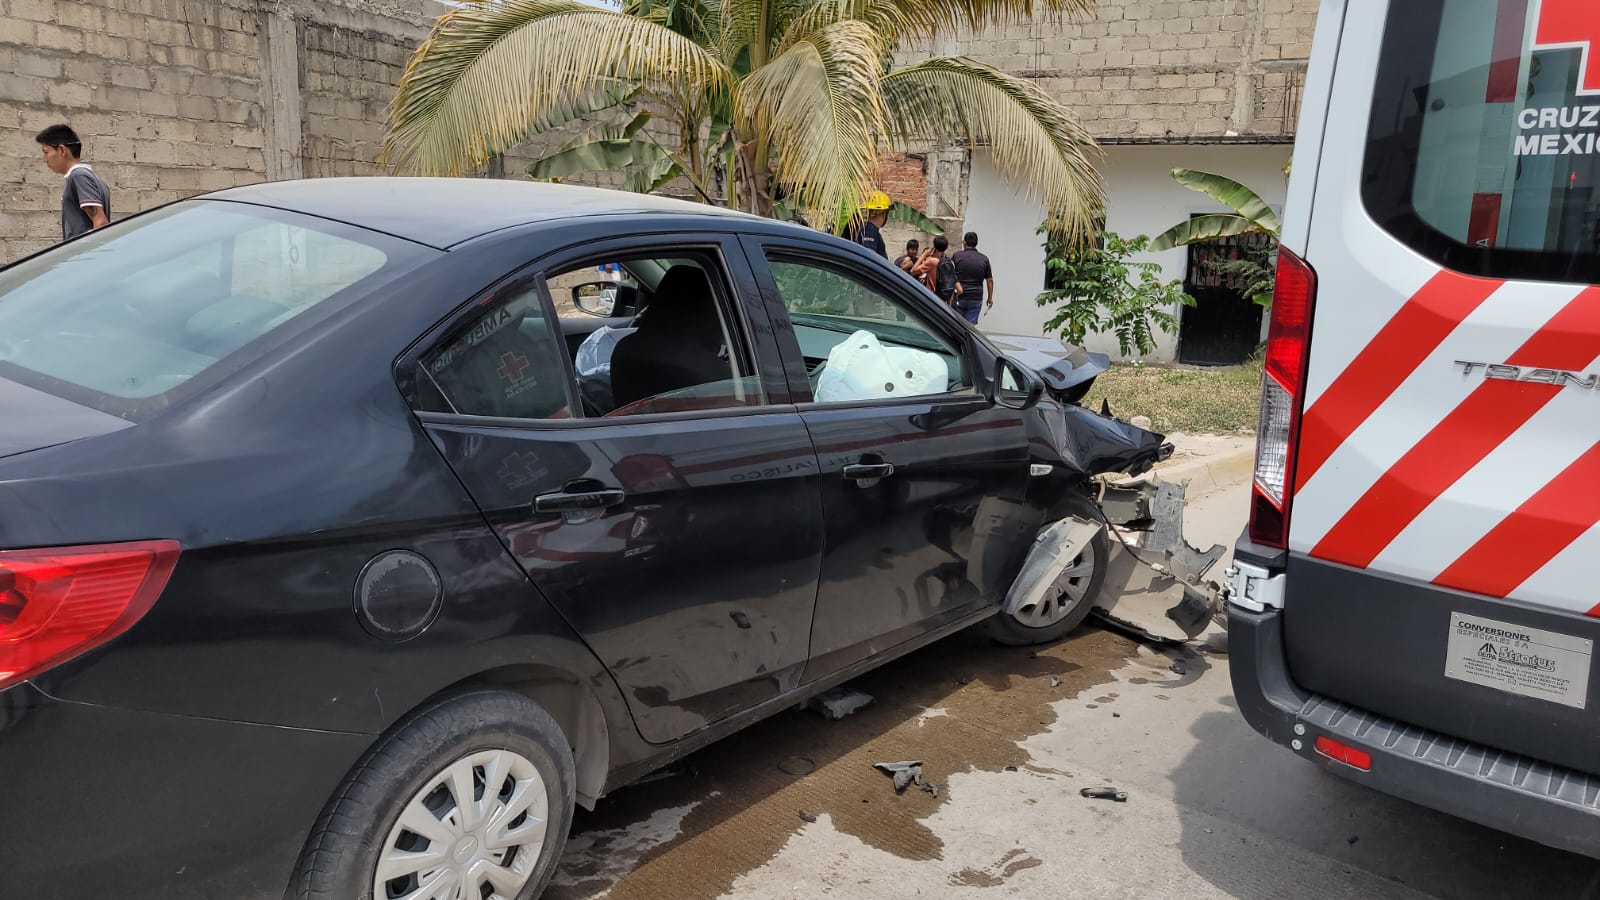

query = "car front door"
[742, 236, 1035, 677]
[404, 232, 823, 745]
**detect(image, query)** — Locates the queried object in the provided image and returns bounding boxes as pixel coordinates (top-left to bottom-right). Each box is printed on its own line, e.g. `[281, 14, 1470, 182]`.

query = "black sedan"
[0, 179, 1160, 900]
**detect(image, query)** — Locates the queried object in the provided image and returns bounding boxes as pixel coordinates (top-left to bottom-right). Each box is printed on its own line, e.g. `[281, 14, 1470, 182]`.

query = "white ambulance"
[1229, 0, 1600, 856]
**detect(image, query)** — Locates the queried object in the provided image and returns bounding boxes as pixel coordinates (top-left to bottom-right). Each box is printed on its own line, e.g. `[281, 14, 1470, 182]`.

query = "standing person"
[949, 231, 993, 325]
[894, 239, 920, 273]
[36, 124, 110, 241]
[844, 190, 891, 258]
[912, 235, 953, 300]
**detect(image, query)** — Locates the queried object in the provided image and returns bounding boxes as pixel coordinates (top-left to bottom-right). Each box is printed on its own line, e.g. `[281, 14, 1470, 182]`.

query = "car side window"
[763, 254, 971, 404]
[417, 281, 575, 420]
[553, 251, 763, 418]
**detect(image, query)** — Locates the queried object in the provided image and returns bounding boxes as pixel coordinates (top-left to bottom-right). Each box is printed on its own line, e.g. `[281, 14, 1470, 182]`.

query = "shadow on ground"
[548, 624, 1146, 900]
[1170, 696, 1600, 900]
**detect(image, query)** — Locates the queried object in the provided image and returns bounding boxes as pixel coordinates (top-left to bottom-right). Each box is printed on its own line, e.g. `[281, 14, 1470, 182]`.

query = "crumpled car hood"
[986, 333, 1110, 397]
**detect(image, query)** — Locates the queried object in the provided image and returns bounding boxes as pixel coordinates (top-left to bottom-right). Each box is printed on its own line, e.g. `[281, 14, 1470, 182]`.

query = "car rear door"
[1277, 0, 1600, 772]
[405, 231, 823, 745]
[741, 235, 1035, 677]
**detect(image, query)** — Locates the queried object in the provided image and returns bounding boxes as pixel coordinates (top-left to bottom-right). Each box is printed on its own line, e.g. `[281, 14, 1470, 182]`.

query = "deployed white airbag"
[815, 330, 947, 403]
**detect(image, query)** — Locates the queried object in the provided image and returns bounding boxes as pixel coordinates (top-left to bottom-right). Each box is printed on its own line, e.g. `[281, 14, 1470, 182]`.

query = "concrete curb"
[1152, 440, 1257, 497]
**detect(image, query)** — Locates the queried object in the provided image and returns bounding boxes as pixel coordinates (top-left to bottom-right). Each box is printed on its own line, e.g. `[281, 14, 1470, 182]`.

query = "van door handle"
[534, 487, 625, 514]
[842, 462, 895, 482]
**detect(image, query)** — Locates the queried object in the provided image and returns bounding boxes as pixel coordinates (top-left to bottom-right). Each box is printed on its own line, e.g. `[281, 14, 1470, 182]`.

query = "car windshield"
[0, 201, 432, 417]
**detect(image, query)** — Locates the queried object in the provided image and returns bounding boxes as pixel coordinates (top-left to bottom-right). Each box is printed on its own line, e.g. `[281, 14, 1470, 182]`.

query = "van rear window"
[1366, 0, 1600, 284]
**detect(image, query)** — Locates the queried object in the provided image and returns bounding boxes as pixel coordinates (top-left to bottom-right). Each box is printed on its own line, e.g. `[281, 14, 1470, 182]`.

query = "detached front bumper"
[1229, 603, 1600, 860]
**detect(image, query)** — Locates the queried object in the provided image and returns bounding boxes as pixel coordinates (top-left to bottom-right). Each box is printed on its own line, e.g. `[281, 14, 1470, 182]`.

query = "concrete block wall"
[914, 0, 1318, 141]
[0, 0, 271, 259]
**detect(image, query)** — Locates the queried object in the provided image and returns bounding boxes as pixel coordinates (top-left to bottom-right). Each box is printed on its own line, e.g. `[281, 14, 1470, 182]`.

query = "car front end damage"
[1000, 338, 1230, 644]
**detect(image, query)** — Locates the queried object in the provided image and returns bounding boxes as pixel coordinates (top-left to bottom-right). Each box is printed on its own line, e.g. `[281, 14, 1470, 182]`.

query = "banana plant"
[1148, 168, 1281, 251]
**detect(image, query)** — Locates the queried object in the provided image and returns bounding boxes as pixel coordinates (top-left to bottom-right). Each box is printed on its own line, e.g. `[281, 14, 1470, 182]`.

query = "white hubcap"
[374, 749, 549, 900]
[1012, 553, 1094, 628]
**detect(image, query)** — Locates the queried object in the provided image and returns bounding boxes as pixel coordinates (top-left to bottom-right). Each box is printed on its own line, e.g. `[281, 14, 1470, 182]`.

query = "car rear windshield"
[1366, 0, 1600, 284]
[0, 201, 432, 418]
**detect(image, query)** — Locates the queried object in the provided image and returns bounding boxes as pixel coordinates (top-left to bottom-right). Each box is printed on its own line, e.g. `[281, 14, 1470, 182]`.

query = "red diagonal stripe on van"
[1434, 442, 1600, 605]
[1310, 291, 1600, 568]
[1295, 271, 1501, 492]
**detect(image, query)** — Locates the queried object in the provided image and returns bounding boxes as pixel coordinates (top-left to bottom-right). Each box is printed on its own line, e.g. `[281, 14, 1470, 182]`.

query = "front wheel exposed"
[289, 688, 576, 900]
[987, 495, 1110, 646]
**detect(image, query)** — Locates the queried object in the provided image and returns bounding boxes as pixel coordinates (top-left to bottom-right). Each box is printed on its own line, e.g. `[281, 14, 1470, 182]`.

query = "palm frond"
[873, 0, 1092, 40]
[739, 19, 889, 224]
[882, 57, 1103, 244]
[386, 0, 731, 176]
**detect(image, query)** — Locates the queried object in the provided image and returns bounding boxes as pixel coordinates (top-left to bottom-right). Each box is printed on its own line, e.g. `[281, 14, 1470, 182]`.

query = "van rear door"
[1279, 0, 1600, 774]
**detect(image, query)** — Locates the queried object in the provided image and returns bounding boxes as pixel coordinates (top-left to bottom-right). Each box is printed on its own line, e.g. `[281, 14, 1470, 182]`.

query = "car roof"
[206, 177, 763, 249]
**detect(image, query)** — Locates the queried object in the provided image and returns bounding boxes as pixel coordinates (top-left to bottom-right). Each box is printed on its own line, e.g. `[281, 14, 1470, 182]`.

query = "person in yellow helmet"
[842, 190, 892, 258]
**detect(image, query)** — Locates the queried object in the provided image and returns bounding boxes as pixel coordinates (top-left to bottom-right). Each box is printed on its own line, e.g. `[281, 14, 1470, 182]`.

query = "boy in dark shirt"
[949, 232, 993, 325]
[36, 124, 110, 241]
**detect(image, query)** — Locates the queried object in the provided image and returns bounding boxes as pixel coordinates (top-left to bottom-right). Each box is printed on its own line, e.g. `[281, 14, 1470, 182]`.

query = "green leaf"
[1170, 169, 1280, 234]
[624, 153, 683, 193]
[1148, 214, 1261, 252]
[525, 137, 668, 180]
[886, 201, 945, 235]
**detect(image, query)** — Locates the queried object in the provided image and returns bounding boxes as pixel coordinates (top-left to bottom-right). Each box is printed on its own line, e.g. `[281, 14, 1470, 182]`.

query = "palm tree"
[383, 0, 1104, 240]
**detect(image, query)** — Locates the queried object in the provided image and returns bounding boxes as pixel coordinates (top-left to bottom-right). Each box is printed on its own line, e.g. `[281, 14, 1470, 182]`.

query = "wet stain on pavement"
[547, 626, 1146, 900]
[947, 848, 1044, 887]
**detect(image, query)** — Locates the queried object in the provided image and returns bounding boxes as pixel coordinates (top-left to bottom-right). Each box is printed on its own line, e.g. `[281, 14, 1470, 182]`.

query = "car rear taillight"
[1248, 248, 1317, 549]
[0, 541, 179, 691]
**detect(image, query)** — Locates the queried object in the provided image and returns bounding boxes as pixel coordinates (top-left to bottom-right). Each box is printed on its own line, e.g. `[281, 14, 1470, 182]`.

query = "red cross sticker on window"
[497, 352, 530, 382]
[1534, 0, 1600, 95]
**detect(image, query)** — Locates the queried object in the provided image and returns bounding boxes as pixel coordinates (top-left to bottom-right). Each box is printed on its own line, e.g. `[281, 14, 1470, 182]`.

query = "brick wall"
[918, 0, 1318, 141]
[300, 20, 412, 179]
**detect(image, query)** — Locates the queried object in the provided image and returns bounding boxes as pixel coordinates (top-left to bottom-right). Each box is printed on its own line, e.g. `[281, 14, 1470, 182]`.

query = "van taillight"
[1249, 248, 1317, 549]
[0, 541, 179, 692]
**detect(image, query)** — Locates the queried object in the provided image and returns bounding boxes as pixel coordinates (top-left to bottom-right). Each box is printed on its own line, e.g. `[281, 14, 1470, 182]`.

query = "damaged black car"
[0, 178, 1216, 900]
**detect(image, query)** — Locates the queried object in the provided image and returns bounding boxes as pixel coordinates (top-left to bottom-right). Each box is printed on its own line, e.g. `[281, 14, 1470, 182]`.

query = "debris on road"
[799, 811, 818, 823]
[1170, 663, 1188, 676]
[1079, 786, 1129, 803]
[1050, 675, 1062, 688]
[804, 687, 874, 720]
[874, 760, 939, 797]
[957, 674, 976, 686]
[1347, 836, 1360, 846]
[1112, 712, 1122, 718]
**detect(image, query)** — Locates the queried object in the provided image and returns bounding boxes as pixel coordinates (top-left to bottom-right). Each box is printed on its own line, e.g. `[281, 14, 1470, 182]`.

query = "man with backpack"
[913, 235, 959, 307]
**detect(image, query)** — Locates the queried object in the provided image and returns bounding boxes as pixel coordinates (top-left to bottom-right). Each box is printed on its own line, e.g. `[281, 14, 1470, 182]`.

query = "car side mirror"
[992, 356, 1044, 411]
[571, 281, 619, 317]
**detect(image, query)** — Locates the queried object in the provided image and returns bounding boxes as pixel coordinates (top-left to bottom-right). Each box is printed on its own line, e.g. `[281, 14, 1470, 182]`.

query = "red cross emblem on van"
[1534, 0, 1600, 95]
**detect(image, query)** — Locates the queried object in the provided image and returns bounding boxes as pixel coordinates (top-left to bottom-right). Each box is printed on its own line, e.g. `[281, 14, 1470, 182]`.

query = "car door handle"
[842, 462, 895, 481]
[534, 488, 626, 514]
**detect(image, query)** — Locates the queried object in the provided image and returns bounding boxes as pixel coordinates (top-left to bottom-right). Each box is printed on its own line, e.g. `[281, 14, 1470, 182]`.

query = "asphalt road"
[549, 477, 1600, 900]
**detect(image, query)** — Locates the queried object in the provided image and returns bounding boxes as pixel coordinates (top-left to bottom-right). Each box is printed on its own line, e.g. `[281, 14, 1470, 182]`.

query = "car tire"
[288, 688, 576, 900]
[986, 494, 1110, 646]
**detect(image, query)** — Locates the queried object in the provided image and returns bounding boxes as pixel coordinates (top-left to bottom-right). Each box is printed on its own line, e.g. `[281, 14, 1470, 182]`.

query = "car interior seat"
[608, 265, 730, 409]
